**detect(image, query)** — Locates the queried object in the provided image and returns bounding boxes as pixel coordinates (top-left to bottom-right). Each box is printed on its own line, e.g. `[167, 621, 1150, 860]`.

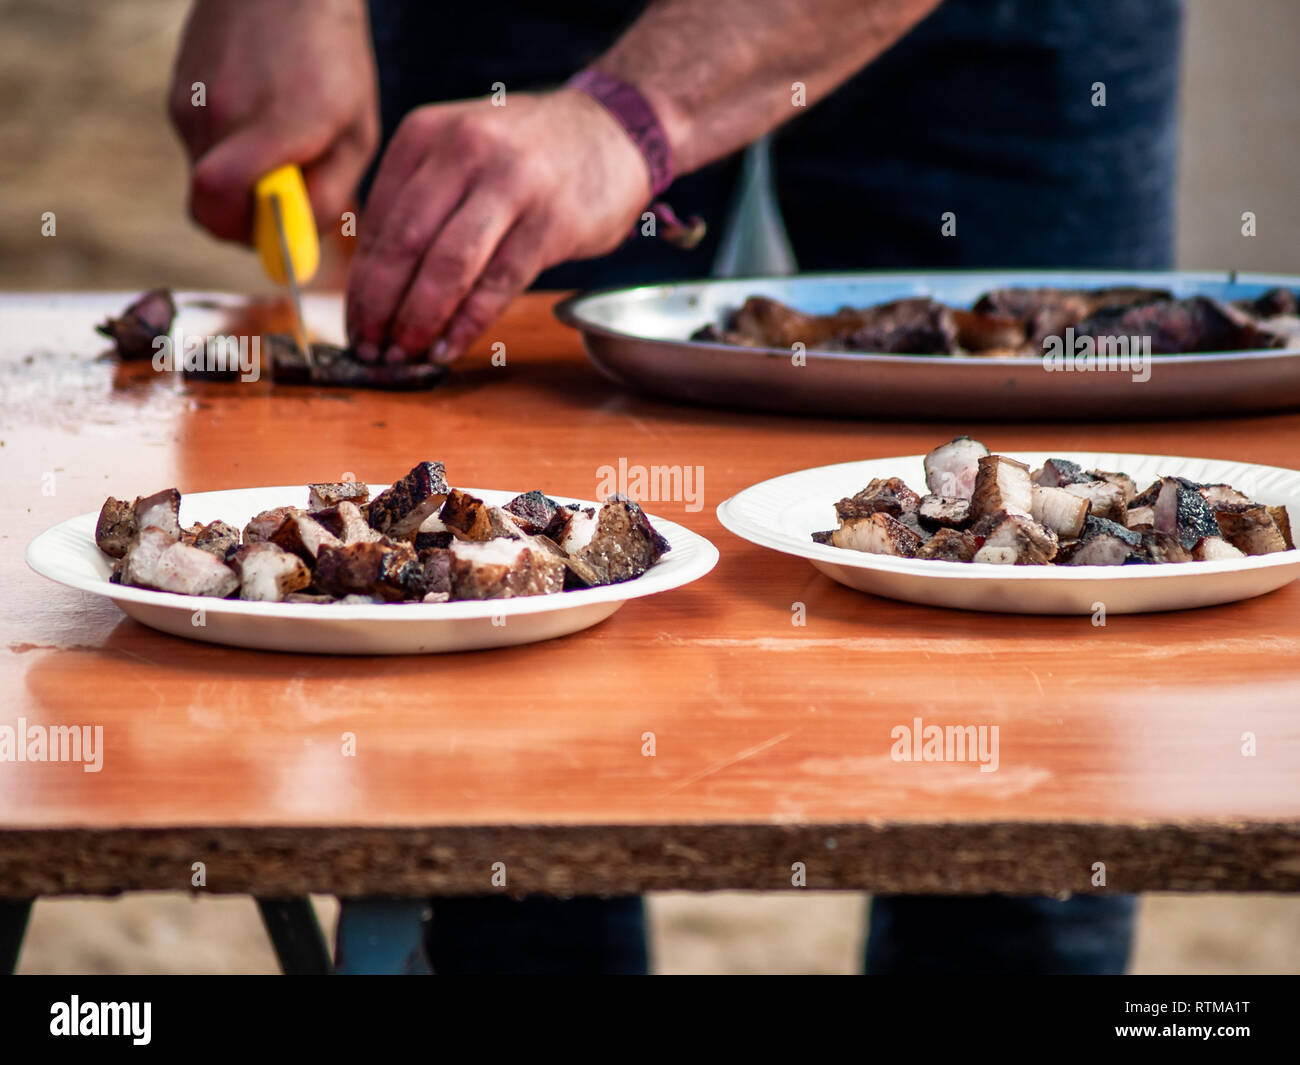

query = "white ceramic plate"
[26, 486, 719, 654]
[717, 452, 1300, 614]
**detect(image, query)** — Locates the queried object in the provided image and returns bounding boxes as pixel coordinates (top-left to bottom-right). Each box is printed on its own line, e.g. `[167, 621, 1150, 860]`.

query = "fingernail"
[431, 339, 453, 364]
[355, 341, 379, 363]
[383, 344, 408, 365]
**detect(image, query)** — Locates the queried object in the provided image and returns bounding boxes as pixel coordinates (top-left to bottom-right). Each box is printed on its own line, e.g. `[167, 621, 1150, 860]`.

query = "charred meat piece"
[835, 477, 921, 520]
[1235, 288, 1298, 319]
[917, 494, 972, 530]
[1140, 530, 1192, 564]
[1129, 480, 1163, 509]
[810, 530, 836, 545]
[95, 496, 138, 558]
[313, 540, 420, 601]
[1125, 506, 1156, 530]
[134, 488, 181, 540]
[1030, 458, 1090, 488]
[231, 542, 311, 601]
[1193, 536, 1246, 561]
[448, 539, 566, 599]
[915, 527, 978, 561]
[1213, 503, 1290, 555]
[406, 547, 453, 601]
[308, 481, 369, 512]
[185, 520, 239, 558]
[971, 455, 1033, 520]
[270, 512, 342, 562]
[1268, 506, 1295, 549]
[1088, 470, 1137, 504]
[504, 490, 562, 536]
[923, 436, 989, 499]
[267, 336, 448, 391]
[842, 298, 957, 355]
[1074, 296, 1281, 354]
[1030, 484, 1090, 538]
[950, 308, 1025, 353]
[560, 496, 671, 584]
[95, 288, 176, 361]
[311, 500, 382, 544]
[367, 462, 450, 538]
[118, 526, 178, 588]
[970, 511, 1058, 565]
[1153, 476, 1223, 549]
[1199, 483, 1251, 508]
[830, 513, 922, 557]
[244, 505, 302, 544]
[1062, 480, 1127, 522]
[1062, 516, 1143, 566]
[440, 489, 523, 542]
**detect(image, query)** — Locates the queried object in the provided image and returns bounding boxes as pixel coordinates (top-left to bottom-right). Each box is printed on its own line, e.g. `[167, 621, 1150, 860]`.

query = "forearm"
[591, 0, 941, 176]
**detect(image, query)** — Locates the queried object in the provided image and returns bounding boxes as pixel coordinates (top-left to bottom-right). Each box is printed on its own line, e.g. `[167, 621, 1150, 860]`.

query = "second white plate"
[717, 452, 1300, 614]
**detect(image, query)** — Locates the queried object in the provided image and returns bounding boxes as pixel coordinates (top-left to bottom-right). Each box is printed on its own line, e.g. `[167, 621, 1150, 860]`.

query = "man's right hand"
[168, 0, 379, 244]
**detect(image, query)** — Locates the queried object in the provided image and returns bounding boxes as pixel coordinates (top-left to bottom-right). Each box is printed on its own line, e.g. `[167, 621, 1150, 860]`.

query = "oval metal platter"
[555, 270, 1300, 420]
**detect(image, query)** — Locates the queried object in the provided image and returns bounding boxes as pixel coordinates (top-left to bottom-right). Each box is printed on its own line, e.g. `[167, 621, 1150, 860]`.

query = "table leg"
[255, 897, 332, 975]
[0, 899, 34, 974]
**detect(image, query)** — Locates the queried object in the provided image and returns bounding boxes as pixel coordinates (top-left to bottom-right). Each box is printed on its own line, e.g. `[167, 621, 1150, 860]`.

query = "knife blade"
[268, 191, 315, 372]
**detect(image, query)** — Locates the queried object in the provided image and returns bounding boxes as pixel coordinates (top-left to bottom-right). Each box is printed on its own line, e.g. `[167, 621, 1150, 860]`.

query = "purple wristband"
[567, 69, 675, 197]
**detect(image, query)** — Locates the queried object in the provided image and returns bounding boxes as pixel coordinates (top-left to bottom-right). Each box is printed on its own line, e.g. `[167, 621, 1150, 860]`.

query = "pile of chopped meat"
[94, 463, 670, 603]
[691, 286, 1300, 356]
[811, 437, 1295, 566]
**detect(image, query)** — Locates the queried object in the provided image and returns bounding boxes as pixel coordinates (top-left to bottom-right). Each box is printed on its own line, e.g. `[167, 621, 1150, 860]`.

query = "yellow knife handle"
[253, 164, 320, 285]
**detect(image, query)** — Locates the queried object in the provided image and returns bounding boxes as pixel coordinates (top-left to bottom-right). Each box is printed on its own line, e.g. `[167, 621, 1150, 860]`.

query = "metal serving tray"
[555, 270, 1300, 420]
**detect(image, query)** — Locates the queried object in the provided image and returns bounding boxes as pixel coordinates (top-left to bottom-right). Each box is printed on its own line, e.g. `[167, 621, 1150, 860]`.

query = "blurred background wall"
[3, 0, 1298, 974]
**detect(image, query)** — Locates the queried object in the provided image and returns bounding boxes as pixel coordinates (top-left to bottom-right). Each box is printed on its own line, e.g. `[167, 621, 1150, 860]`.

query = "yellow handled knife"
[253, 164, 320, 369]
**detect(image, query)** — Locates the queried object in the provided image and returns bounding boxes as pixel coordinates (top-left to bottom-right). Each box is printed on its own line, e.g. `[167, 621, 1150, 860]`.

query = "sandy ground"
[4, 0, 1300, 974]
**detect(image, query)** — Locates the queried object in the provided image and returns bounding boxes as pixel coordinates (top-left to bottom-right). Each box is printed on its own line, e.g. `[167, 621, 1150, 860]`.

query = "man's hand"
[169, 0, 379, 243]
[345, 89, 651, 365]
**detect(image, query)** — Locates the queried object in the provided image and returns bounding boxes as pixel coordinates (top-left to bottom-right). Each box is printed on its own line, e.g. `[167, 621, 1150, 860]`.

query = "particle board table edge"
[2, 821, 1298, 897]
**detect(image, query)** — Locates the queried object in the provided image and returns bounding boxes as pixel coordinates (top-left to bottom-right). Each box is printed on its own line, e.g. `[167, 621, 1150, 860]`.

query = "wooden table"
[3, 290, 1299, 927]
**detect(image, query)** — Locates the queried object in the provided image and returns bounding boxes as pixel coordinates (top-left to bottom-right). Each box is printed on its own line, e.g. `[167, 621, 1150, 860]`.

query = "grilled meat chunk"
[831, 513, 922, 557]
[448, 539, 566, 599]
[313, 540, 420, 601]
[835, 477, 921, 520]
[1236, 287, 1298, 319]
[1193, 536, 1247, 561]
[244, 506, 302, 544]
[971, 455, 1033, 520]
[270, 512, 342, 562]
[231, 542, 311, 601]
[810, 530, 836, 545]
[1154, 476, 1223, 549]
[1030, 458, 1090, 489]
[843, 298, 957, 355]
[311, 500, 382, 544]
[95, 496, 138, 558]
[1140, 530, 1193, 564]
[134, 488, 181, 540]
[1268, 505, 1295, 549]
[970, 511, 1058, 565]
[923, 436, 989, 499]
[118, 526, 177, 588]
[1074, 296, 1280, 354]
[504, 491, 562, 536]
[559, 496, 671, 584]
[917, 494, 972, 530]
[406, 547, 453, 601]
[185, 520, 239, 558]
[1199, 483, 1251, 508]
[1062, 480, 1127, 522]
[267, 336, 448, 390]
[95, 288, 176, 361]
[1061, 516, 1142, 566]
[308, 481, 369, 512]
[1213, 503, 1290, 555]
[124, 534, 240, 597]
[440, 489, 523, 542]
[1125, 506, 1156, 530]
[915, 527, 978, 561]
[1089, 470, 1137, 504]
[1030, 484, 1090, 538]
[367, 461, 450, 538]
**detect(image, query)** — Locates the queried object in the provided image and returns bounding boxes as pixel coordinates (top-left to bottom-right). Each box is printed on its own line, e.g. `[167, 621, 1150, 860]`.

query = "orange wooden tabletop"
[1, 290, 1298, 898]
